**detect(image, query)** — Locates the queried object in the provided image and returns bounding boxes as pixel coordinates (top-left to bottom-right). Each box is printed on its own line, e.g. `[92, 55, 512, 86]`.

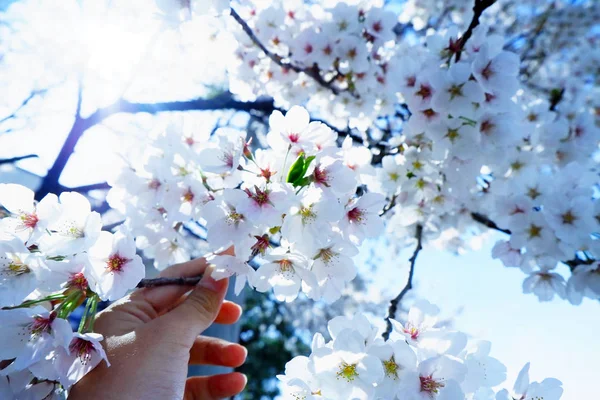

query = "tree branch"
[0, 89, 47, 126]
[548, 88, 565, 112]
[137, 275, 203, 288]
[0, 154, 38, 165]
[230, 7, 356, 98]
[470, 212, 511, 235]
[63, 182, 111, 193]
[34, 92, 275, 200]
[455, 0, 497, 62]
[382, 224, 423, 341]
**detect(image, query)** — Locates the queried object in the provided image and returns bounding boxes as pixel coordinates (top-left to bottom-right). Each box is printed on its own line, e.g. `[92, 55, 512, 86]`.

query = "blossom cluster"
[0, 185, 144, 397]
[214, 0, 600, 304]
[107, 105, 383, 303]
[228, 0, 400, 129]
[278, 301, 563, 400]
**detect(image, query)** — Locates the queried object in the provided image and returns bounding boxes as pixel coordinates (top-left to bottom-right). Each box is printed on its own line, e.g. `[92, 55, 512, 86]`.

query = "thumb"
[159, 266, 229, 343]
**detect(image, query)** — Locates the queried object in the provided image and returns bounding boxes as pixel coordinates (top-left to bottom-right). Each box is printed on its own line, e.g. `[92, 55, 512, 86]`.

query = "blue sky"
[360, 236, 598, 398]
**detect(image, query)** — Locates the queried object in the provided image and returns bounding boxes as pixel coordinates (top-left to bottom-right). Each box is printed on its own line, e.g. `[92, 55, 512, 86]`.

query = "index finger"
[134, 247, 234, 316]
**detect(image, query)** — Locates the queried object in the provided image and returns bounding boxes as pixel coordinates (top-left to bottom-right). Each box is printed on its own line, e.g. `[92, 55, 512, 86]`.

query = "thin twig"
[229, 7, 356, 98]
[470, 212, 511, 235]
[0, 154, 38, 165]
[137, 275, 203, 288]
[64, 182, 111, 193]
[382, 224, 423, 341]
[455, 0, 497, 62]
[0, 89, 47, 126]
[379, 194, 397, 217]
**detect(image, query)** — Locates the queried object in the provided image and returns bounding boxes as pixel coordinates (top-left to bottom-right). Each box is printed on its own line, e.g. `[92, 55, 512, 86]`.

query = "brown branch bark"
[470, 212, 511, 235]
[229, 7, 357, 98]
[455, 0, 497, 62]
[382, 224, 423, 341]
[137, 275, 203, 288]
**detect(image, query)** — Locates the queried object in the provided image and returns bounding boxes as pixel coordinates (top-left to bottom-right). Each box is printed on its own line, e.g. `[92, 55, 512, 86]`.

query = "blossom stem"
[86, 294, 100, 332]
[78, 297, 93, 333]
[1, 292, 68, 310]
[57, 291, 85, 319]
[280, 145, 292, 182]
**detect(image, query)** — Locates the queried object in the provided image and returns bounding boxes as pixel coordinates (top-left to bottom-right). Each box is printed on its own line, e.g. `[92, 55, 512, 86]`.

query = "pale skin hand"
[69, 255, 248, 400]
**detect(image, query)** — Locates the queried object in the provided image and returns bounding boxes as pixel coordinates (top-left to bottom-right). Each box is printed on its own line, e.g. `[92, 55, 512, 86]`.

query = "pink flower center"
[403, 324, 420, 340]
[420, 375, 444, 395]
[480, 120, 494, 134]
[29, 315, 54, 336]
[20, 212, 39, 229]
[288, 133, 300, 143]
[416, 84, 432, 100]
[251, 234, 271, 257]
[183, 188, 195, 203]
[107, 254, 130, 272]
[67, 272, 89, 291]
[245, 187, 271, 207]
[481, 61, 494, 80]
[372, 21, 382, 32]
[70, 338, 95, 365]
[347, 207, 364, 223]
[148, 179, 161, 190]
[313, 166, 329, 186]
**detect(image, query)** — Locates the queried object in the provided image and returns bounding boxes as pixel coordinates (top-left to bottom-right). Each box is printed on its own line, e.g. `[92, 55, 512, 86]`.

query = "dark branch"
[0, 154, 38, 165]
[63, 182, 111, 193]
[470, 212, 511, 235]
[563, 257, 595, 271]
[34, 92, 274, 200]
[379, 194, 397, 217]
[230, 7, 356, 98]
[549, 88, 565, 112]
[471, 212, 596, 272]
[382, 224, 423, 341]
[455, 0, 497, 62]
[137, 275, 203, 288]
[0, 89, 47, 126]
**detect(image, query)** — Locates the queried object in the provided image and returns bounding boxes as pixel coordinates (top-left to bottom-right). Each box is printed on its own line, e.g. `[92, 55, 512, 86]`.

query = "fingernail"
[198, 266, 221, 292]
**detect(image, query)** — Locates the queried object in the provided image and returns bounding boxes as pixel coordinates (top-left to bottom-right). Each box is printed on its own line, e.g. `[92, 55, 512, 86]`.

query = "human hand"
[69, 254, 247, 400]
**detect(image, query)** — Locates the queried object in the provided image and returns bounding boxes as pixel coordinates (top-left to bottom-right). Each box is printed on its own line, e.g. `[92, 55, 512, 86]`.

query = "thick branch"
[382, 224, 423, 341]
[137, 275, 203, 288]
[455, 0, 497, 62]
[34, 92, 274, 200]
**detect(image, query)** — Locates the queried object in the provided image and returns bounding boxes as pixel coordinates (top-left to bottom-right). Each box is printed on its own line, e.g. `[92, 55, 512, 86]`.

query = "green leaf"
[286, 154, 306, 185]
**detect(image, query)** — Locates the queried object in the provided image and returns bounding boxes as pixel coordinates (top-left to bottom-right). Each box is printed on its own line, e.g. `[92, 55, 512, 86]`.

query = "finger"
[135, 246, 234, 316]
[167, 295, 242, 325]
[184, 373, 247, 400]
[214, 301, 242, 325]
[189, 336, 247, 367]
[159, 267, 229, 343]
